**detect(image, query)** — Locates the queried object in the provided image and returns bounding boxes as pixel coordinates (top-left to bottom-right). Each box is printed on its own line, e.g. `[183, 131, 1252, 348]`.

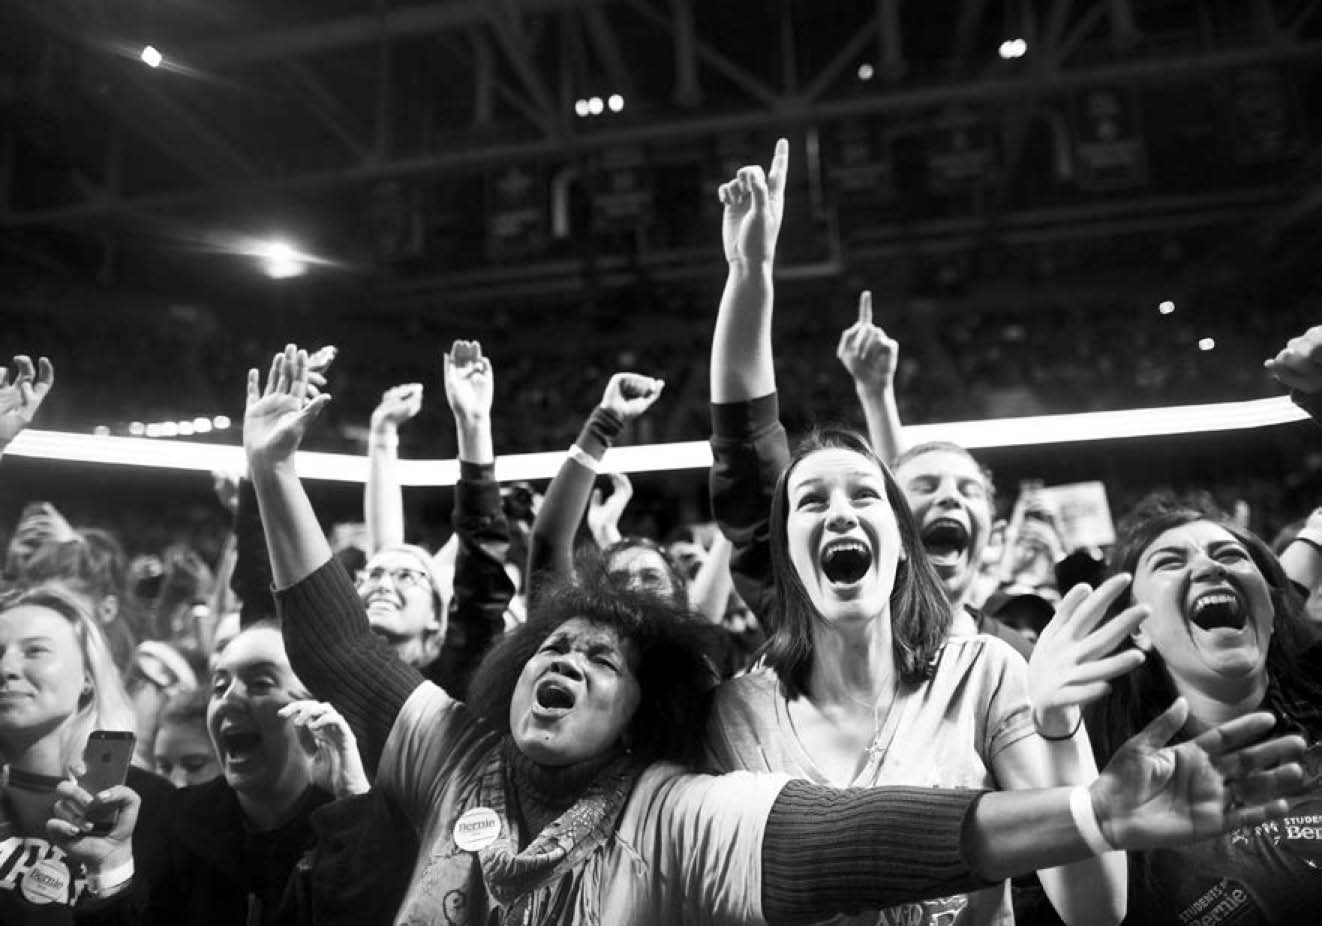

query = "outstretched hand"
[720, 138, 790, 265]
[1265, 325, 1322, 394]
[1028, 574, 1149, 737]
[443, 340, 493, 422]
[1092, 699, 1306, 850]
[836, 291, 899, 393]
[281, 700, 370, 800]
[0, 355, 55, 448]
[244, 344, 331, 470]
[588, 473, 633, 548]
[599, 373, 665, 423]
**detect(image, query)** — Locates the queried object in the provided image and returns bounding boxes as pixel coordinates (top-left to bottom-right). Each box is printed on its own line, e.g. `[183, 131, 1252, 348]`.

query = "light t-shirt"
[705, 634, 1035, 926]
[378, 681, 790, 926]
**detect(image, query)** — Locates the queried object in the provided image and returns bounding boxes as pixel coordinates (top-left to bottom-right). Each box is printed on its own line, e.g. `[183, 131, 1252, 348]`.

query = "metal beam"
[803, 11, 880, 101]
[285, 61, 371, 160]
[581, 5, 635, 100]
[489, 0, 565, 138]
[6, 38, 1321, 226]
[180, 0, 613, 68]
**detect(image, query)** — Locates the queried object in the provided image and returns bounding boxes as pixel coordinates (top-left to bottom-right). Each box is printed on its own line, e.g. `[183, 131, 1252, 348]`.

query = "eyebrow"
[1143, 539, 1243, 564]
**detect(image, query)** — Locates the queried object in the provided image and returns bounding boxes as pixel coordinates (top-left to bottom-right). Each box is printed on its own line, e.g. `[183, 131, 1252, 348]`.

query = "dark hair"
[466, 560, 721, 767]
[601, 537, 690, 610]
[892, 440, 996, 500]
[159, 686, 210, 729]
[1086, 493, 1322, 764]
[20, 529, 128, 605]
[762, 428, 953, 697]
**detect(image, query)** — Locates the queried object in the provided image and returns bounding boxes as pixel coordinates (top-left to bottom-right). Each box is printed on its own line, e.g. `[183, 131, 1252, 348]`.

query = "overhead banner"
[927, 109, 997, 192]
[1073, 86, 1147, 191]
[486, 164, 546, 260]
[591, 145, 654, 230]
[828, 121, 894, 198]
[1229, 67, 1307, 164]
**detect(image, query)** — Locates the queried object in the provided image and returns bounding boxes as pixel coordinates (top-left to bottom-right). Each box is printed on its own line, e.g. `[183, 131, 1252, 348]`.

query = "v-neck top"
[705, 633, 1035, 926]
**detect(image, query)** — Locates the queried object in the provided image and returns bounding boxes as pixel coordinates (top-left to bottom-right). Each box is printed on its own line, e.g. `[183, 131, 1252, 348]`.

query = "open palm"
[244, 346, 330, 468]
[0, 355, 54, 447]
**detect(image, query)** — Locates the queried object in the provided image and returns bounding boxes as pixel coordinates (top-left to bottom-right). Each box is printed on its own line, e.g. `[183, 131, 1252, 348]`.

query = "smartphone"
[77, 731, 136, 836]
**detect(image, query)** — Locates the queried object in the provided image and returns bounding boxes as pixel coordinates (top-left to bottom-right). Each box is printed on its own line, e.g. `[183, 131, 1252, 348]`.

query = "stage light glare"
[574, 98, 590, 117]
[262, 258, 307, 279]
[129, 422, 146, 436]
[588, 96, 604, 115]
[93, 426, 111, 437]
[140, 46, 163, 68]
[160, 422, 179, 437]
[213, 415, 232, 430]
[193, 417, 213, 433]
[1199, 337, 1216, 351]
[178, 421, 196, 436]
[999, 38, 1027, 59]
[857, 63, 874, 81]
[1159, 300, 1175, 315]
[607, 94, 625, 112]
[145, 424, 163, 438]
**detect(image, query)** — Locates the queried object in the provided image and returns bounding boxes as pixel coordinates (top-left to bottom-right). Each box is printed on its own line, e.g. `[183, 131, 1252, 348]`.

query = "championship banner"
[486, 164, 546, 260]
[927, 109, 997, 192]
[1072, 86, 1147, 191]
[591, 145, 654, 230]
[1229, 67, 1306, 164]
[827, 120, 894, 198]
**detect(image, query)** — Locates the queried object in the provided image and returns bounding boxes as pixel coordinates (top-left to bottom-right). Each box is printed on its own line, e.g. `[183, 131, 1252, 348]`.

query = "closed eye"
[1150, 556, 1183, 571]
[908, 477, 937, 494]
[1216, 548, 1249, 563]
[796, 494, 826, 510]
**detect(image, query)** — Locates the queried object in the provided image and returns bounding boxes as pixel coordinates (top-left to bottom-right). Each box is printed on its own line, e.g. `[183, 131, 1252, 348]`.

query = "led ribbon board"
[3, 395, 1308, 485]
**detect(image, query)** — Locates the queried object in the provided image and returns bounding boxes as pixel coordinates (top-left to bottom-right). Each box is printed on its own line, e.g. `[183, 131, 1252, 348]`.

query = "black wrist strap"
[1036, 712, 1084, 741]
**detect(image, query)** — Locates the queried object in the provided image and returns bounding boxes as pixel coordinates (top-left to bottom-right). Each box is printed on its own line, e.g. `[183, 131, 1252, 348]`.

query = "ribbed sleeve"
[709, 393, 787, 627]
[760, 781, 994, 925]
[275, 558, 423, 775]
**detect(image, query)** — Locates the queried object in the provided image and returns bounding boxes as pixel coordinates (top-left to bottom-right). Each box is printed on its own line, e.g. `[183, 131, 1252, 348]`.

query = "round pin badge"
[21, 858, 70, 905]
[453, 807, 502, 852]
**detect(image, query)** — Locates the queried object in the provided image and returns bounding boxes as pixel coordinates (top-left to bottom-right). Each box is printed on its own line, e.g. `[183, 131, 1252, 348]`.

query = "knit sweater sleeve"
[760, 781, 996, 925]
[275, 557, 423, 776]
[528, 406, 624, 601]
[709, 393, 787, 626]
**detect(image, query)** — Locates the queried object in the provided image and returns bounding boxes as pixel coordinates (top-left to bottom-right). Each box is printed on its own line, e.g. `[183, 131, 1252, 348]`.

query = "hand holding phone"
[76, 731, 135, 836]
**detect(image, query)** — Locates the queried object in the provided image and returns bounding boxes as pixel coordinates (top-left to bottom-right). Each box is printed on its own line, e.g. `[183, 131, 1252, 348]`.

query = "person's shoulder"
[711, 665, 781, 717]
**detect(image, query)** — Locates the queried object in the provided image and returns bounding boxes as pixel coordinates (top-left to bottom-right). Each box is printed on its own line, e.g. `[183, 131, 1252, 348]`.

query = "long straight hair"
[763, 428, 953, 698]
[0, 585, 136, 772]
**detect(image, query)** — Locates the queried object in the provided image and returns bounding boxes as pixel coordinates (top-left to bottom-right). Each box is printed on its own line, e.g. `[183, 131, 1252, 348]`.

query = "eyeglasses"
[356, 566, 431, 591]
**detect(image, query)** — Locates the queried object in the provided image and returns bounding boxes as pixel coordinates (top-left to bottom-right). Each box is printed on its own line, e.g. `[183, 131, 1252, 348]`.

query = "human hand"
[1091, 699, 1305, 850]
[0, 355, 54, 448]
[47, 775, 139, 877]
[1028, 574, 1149, 737]
[371, 383, 423, 434]
[280, 700, 370, 799]
[588, 473, 633, 548]
[836, 291, 899, 393]
[1265, 325, 1322, 394]
[243, 345, 331, 471]
[719, 138, 789, 265]
[443, 341, 493, 423]
[211, 470, 242, 516]
[599, 373, 665, 423]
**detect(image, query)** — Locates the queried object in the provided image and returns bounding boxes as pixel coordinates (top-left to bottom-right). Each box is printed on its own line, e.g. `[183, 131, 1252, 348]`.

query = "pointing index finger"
[858, 290, 873, 326]
[767, 138, 789, 198]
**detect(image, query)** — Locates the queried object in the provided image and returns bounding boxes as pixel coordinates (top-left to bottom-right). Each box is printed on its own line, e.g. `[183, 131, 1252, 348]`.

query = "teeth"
[823, 540, 868, 558]
[1194, 593, 1238, 614]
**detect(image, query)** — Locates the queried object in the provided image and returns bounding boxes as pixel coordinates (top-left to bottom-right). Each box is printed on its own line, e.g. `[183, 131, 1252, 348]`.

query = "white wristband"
[85, 856, 134, 896]
[567, 444, 601, 474]
[1069, 785, 1116, 856]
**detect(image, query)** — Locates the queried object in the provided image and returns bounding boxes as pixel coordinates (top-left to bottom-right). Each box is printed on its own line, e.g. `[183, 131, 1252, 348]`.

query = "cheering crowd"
[2, 140, 1322, 926]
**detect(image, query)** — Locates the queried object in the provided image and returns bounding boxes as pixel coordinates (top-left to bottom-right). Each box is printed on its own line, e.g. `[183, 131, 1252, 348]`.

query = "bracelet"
[1035, 711, 1083, 742]
[1069, 785, 1117, 856]
[85, 857, 134, 896]
[567, 444, 601, 474]
[1290, 534, 1322, 556]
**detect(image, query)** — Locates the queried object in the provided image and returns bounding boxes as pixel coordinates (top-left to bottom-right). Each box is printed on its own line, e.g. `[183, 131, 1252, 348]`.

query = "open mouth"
[922, 519, 970, 568]
[820, 539, 871, 585]
[1189, 591, 1247, 631]
[534, 678, 576, 714]
[218, 726, 263, 762]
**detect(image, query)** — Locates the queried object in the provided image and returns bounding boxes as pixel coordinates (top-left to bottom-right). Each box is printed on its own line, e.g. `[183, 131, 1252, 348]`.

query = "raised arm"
[1279, 507, 1322, 597]
[836, 291, 905, 463]
[528, 372, 663, 597]
[365, 382, 422, 553]
[0, 354, 54, 457]
[708, 140, 791, 623]
[1266, 326, 1322, 592]
[245, 345, 422, 773]
[441, 340, 514, 698]
[587, 473, 633, 549]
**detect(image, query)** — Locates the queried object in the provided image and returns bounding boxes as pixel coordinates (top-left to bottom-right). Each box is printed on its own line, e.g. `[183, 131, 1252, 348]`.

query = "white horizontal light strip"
[3, 395, 1308, 485]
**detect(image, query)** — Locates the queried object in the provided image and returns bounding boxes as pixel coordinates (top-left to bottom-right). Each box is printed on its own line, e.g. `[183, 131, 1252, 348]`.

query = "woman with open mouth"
[216, 342, 1308, 926]
[1085, 484, 1322, 923]
[703, 142, 1132, 926]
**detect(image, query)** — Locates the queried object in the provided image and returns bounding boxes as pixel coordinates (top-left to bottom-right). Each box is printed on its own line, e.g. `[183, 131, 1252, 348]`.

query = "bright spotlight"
[999, 38, 1027, 59]
[140, 46, 163, 68]
[1198, 337, 1216, 351]
[129, 422, 146, 436]
[857, 63, 875, 81]
[1158, 300, 1175, 315]
[588, 96, 604, 116]
[160, 422, 180, 438]
[607, 93, 625, 113]
[574, 98, 590, 117]
[257, 240, 308, 279]
[93, 426, 111, 437]
[213, 415, 232, 430]
[193, 417, 213, 434]
[145, 424, 162, 438]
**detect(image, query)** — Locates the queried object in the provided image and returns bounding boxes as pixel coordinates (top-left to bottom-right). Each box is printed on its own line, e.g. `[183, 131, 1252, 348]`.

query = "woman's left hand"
[281, 700, 370, 799]
[46, 778, 139, 877]
[1028, 573, 1149, 737]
